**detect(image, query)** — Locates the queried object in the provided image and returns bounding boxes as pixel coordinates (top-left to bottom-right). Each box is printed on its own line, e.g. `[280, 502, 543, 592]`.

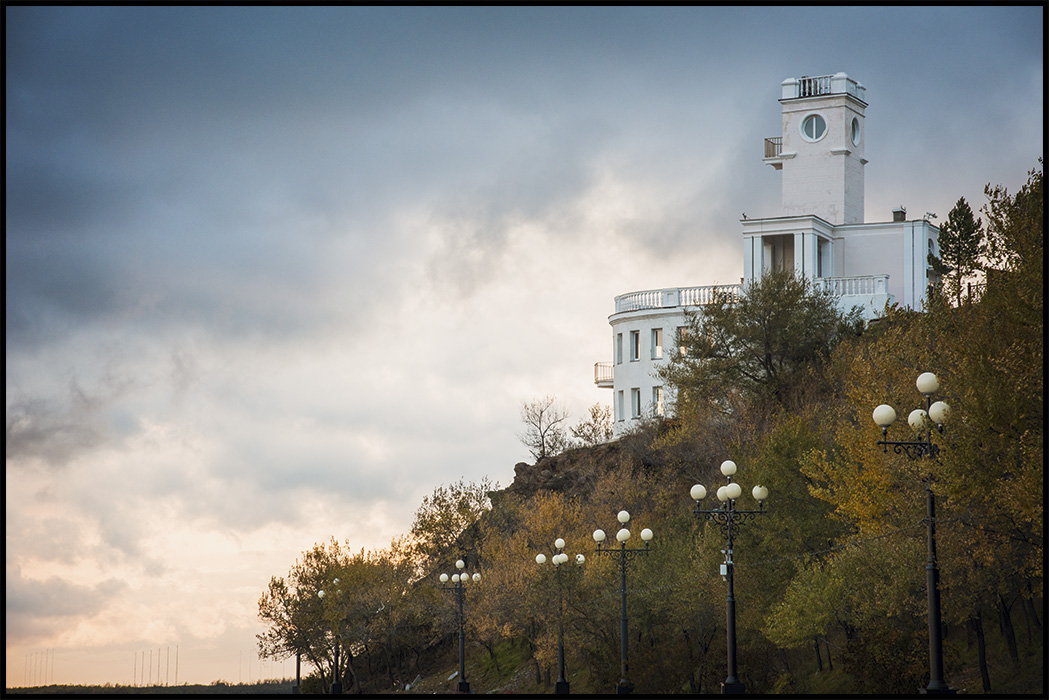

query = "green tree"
[658, 270, 862, 414]
[257, 539, 371, 692]
[928, 197, 985, 304]
[408, 478, 495, 572]
[571, 402, 613, 447]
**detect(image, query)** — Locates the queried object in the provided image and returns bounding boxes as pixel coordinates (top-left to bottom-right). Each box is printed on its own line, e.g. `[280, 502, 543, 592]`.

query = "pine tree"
[929, 197, 985, 303]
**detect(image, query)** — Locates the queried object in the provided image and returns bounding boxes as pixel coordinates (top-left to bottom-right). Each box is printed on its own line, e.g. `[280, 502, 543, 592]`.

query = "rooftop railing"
[782, 73, 865, 102]
[615, 276, 889, 315]
[614, 284, 741, 314]
[813, 274, 889, 297]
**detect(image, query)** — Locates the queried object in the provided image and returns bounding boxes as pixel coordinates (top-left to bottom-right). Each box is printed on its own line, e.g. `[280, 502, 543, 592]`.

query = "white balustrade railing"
[614, 284, 741, 314]
[813, 274, 889, 297]
[614, 276, 887, 314]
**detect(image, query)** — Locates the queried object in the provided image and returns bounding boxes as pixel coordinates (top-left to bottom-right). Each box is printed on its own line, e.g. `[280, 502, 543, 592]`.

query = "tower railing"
[764, 137, 782, 158]
[783, 73, 865, 102]
[798, 75, 833, 97]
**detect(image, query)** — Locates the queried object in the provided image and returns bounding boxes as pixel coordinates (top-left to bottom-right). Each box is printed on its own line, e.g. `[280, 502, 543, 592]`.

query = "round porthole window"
[851, 117, 861, 146]
[801, 114, 827, 142]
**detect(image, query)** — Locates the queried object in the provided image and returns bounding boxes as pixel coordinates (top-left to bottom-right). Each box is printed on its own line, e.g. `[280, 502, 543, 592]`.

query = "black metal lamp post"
[690, 460, 769, 695]
[872, 371, 956, 695]
[317, 581, 343, 695]
[593, 510, 653, 695]
[536, 538, 586, 694]
[439, 559, 482, 694]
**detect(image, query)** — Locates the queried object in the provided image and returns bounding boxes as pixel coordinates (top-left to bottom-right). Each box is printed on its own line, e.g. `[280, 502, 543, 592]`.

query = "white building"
[596, 73, 941, 435]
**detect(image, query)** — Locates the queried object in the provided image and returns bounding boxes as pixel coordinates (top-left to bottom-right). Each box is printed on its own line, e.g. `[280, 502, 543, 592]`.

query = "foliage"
[254, 167, 1042, 696]
[658, 269, 862, 415]
[928, 196, 985, 303]
[519, 395, 572, 461]
[408, 477, 495, 571]
[571, 402, 614, 447]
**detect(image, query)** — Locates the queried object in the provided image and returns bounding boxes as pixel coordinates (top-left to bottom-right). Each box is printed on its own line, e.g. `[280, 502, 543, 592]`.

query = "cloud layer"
[6, 5, 1043, 687]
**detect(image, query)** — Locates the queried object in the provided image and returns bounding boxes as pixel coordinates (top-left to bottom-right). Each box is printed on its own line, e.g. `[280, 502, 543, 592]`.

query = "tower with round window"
[766, 72, 867, 224]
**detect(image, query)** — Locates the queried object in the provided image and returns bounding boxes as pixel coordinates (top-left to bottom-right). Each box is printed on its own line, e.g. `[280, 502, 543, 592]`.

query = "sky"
[5, 6, 1043, 688]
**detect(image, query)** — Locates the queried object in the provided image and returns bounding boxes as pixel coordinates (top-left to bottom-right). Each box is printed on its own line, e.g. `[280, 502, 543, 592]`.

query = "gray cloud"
[4, 6, 1042, 685]
[6, 564, 129, 643]
[6, 380, 124, 468]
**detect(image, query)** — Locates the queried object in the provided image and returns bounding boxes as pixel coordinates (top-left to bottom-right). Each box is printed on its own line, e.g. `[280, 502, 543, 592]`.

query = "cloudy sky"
[6, 6, 1043, 687]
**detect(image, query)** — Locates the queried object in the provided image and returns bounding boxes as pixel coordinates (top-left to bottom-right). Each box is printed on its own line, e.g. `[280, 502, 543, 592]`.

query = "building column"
[793, 231, 818, 278]
[742, 236, 756, 284]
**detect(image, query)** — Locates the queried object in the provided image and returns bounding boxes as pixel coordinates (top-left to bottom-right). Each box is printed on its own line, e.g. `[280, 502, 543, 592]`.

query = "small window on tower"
[851, 117, 861, 146]
[801, 113, 827, 142]
[629, 331, 640, 361]
[651, 328, 663, 360]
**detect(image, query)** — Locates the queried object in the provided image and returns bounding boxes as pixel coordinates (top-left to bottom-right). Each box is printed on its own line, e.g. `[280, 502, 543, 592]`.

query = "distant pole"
[149, 649, 153, 687]
[167, 646, 170, 686]
[293, 653, 301, 694]
[176, 645, 179, 686]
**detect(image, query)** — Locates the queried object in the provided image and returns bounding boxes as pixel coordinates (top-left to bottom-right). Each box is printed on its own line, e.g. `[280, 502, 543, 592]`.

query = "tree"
[408, 478, 494, 571]
[519, 395, 571, 461]
[571, 402, 613, 447]
[257, 538, 373, 692]
[928, 197, 985, 304]
[658, 270, 862, 413]
[258, 537, 435, 694]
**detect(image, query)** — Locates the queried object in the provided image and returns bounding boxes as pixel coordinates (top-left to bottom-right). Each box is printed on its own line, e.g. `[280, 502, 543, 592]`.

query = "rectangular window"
[653, 386, 664, 416]
[616, 333, 623, 365]
[631, 388, 641, 418]
[677, 326, 690, 355]
[630, 331, 640, 361]
[651, 328, 663, 359]
[616, 390, 625, 422]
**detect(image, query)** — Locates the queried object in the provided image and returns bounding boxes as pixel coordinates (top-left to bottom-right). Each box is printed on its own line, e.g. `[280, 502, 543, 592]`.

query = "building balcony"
[781, 73, 866, 102]
[812, 274, 893, 318]
[812, 274, 889, 297]
[594, 362, 614, 388]
[764, 137, 782, 159]
[613, 284, 742, 315]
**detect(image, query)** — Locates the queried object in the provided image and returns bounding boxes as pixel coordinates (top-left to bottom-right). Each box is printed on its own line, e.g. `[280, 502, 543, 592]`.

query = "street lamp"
[593, 510, 654, 695]
[439, 559, 483, 694]
[690, 460, 769, 695]
[536, 538, 586, 694]
[872, 371, 956, 695]
[317, 579, 343, 695]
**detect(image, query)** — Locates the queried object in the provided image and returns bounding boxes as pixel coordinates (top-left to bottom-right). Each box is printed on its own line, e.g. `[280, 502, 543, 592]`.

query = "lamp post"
[317, 580, 343, 695]
[536, 538, 586, 694]
[593, 510, 653, 695]
[690, 460, 769, 695]
[872, 371, 955, 695]
[439, 559, 482, 694]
